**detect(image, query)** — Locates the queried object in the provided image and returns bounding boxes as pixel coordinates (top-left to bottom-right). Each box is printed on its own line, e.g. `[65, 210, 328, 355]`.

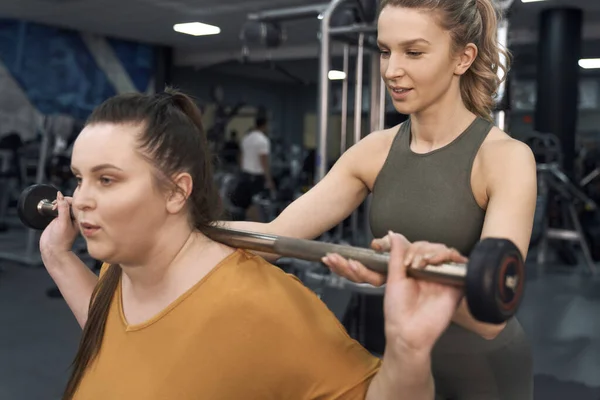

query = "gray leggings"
[432, 317, 533, 400]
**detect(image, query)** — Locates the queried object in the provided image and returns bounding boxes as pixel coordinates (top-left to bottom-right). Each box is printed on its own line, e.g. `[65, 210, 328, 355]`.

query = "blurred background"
[0, 0, 599, 398]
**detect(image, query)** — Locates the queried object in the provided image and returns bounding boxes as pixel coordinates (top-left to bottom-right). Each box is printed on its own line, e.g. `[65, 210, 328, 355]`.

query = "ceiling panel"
[0, 0, 600, 66]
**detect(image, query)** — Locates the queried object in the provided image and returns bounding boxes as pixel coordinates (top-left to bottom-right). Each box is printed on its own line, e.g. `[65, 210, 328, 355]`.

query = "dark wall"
[172, 66, 317, 146]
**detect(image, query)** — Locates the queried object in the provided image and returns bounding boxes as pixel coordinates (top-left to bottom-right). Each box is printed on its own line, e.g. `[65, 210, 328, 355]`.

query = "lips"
[80, 222, 101, 238]
[390, 86, 412, 93]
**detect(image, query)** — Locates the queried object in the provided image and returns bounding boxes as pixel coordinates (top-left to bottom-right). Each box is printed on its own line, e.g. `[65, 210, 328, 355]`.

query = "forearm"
[451, 299, 506, 339]
[41, 250, 98, 328]
[367, 344, 435, 400]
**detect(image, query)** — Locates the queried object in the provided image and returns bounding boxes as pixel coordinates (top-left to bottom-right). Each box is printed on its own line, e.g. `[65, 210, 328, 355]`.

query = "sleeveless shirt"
[369, 116, 492, 256]
[368, 117, 532, 399]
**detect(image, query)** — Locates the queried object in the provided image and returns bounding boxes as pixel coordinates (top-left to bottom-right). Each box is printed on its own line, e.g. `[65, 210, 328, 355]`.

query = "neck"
[119, 225, 212, 297]
[409, 87, 478, 152]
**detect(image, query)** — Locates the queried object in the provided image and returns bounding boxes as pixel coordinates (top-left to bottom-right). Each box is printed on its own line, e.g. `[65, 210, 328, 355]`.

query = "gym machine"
[317, 0, 379, 185]
[536, 162, 597, 274]
[238, 0, 381, 247]
[316, 0, 382, 247]
[0, 117, 52, 266]
[525, 132, 598, 275]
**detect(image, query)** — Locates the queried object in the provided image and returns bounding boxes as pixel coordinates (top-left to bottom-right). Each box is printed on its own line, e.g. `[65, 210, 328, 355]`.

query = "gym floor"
[0, 228, 599, 400]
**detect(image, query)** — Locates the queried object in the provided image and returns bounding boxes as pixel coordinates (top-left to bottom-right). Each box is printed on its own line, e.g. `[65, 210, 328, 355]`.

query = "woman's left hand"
[321, 233, 396, 286]
[383, 233, 466, 353]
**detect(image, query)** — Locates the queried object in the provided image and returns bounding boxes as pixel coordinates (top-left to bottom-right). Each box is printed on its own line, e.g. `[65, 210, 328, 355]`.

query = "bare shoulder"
[345, 124, 400, 164]
[353, 124, 399, 152]
[478, 127, 537, 195]
[479, 127, 536, 169]
[345, 124, 401, 188]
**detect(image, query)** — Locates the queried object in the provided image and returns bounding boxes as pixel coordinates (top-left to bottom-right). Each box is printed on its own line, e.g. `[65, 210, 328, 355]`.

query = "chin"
[389, 99, 418, 115]
[86, 243, 117, 265]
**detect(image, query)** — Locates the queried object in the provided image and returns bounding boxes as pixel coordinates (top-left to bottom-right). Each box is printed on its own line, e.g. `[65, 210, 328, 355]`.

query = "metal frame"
[350, 33, 365, 245]
[336, 44, 350, 241]
[317, 0, 345, 182]
[317, 0, 381, 183]
[363, 52, 385, 246]
[329, 24, 377, 36]
[247, 3, 329, 22]
[316, 0, 384, 246]
[245, 0, 381, 186]
[493, 0, 514, 130]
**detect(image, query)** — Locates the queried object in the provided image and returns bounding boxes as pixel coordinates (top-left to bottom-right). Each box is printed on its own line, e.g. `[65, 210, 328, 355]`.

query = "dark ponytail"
[167, 90, 223, 233]
[62, 87, 223, 397]
[62, 265, 121, 399]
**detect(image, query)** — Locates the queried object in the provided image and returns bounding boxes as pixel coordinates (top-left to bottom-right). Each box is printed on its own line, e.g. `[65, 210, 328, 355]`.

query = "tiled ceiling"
[1, 0, 600, 67]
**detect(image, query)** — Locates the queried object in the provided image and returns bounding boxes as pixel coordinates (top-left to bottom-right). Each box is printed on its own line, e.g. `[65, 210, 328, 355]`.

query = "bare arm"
[224, 132, 390, 240]
[367, 349, 434, 400]
[451, 139, 538, 339]
[366, 235, 466, 399]
[41, 250, 98, 328]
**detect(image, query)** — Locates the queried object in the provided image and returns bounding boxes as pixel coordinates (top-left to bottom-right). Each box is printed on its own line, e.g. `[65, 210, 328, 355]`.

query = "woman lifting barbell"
[34, 89, 491, 399]
[225, 0, 537, 399]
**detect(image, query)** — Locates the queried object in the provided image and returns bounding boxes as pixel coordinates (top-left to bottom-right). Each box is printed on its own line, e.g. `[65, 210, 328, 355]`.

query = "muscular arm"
[452, 139, 538, 339]
[41, 250, 98, 328]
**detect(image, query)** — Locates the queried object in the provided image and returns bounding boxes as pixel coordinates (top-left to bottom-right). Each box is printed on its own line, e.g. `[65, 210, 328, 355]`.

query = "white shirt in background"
[241, 130, 270, 175]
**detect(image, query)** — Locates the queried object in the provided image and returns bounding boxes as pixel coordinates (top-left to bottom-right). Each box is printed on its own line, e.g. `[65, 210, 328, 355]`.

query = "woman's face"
[70, 123, 172, 264]
[377, 6, 465, 115]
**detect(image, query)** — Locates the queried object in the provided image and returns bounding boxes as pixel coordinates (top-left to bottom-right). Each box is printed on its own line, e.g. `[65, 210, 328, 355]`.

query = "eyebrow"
[70, 164, 124, 173]
[378, 38, 431, 47]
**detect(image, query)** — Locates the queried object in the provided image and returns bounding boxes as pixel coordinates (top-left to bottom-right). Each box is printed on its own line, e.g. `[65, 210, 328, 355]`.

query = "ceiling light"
[579, 59, 600, 69]
[521, 0, 547, 2]
[173, 22, 220, 36]
[328, 70, 346, 80]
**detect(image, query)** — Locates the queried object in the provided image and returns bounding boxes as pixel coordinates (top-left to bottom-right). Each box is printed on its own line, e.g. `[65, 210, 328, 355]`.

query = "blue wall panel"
[0, 19, 156, 122]
[107, 37, 155, 93]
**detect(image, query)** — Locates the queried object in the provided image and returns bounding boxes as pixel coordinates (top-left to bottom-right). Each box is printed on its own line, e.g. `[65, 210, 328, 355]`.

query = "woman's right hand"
[39, 191, 79, 257]
[383, 233, 464, 354]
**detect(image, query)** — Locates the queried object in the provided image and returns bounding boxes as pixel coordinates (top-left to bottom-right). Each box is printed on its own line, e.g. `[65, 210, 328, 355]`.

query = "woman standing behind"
[228, 0, 537, 398]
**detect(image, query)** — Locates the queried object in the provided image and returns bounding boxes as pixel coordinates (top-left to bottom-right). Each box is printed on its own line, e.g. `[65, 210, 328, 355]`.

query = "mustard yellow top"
[74, 250, 381, 399]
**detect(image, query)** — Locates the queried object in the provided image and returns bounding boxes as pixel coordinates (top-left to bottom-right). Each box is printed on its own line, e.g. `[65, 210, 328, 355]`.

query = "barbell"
[18, 184, 525, 324]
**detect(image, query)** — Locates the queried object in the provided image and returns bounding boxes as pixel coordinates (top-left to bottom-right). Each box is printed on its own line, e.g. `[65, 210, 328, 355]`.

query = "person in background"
[232, 117, 276, 221]
[225, 0, 537, 398]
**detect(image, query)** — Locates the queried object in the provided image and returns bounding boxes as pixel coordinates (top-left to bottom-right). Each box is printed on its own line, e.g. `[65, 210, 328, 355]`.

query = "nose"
[383, 53, 406, 81]
[72, 182, 96, 212]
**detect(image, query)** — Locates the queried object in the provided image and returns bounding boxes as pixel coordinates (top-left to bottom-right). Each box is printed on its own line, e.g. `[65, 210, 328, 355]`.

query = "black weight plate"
[465, 238, 525, 324]
[18, 184, 59, 230]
